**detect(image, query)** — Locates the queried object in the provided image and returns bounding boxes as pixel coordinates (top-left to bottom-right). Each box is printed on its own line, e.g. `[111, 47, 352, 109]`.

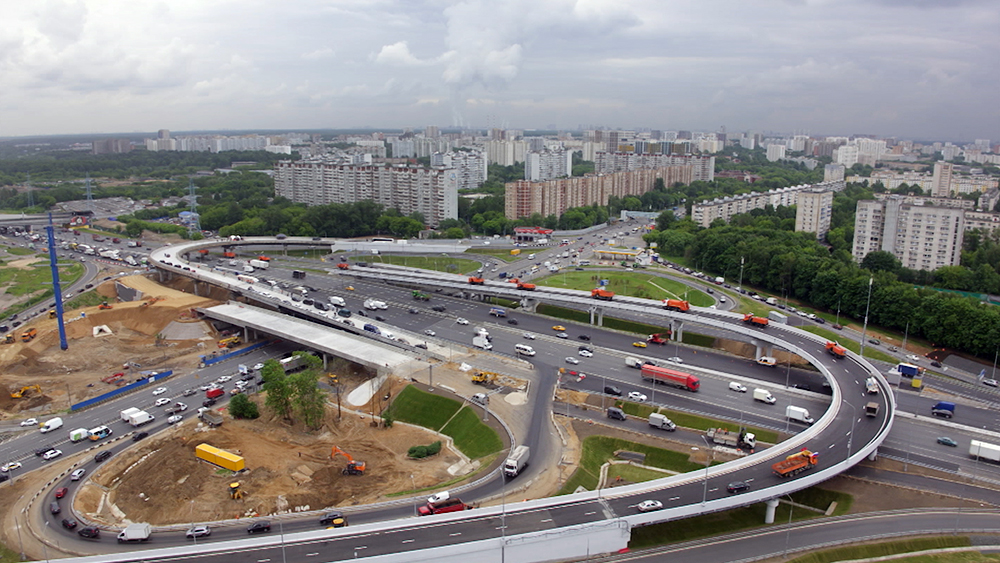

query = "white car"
[253, 363, 265, 371]
[666, 357, 683, 364]
[565, 357, 580, 365]
[627, 391, 648, 402]
[42, 449, 62, 461]
[167, 415, 183, 424]
[152, 387, 168, 396]
[556, 333, 568, 339]
[456, 318, 469, 325]
[174, 402, 188, 411]
[155, 398, 171, 407]
[424, 329, 436, 336]
[70, 468, 86, 481]
[578, 349, 593, 358]
[1, 462, 22, 472]
[807, 313, 817, 320]
[217, 375, 232, 383]
[199, 383, 215, 391]
[636, 500, 663, 512]
[906, 354, 922, 362]
[20, 418, 38, 427]
[983, 379, 999, 388]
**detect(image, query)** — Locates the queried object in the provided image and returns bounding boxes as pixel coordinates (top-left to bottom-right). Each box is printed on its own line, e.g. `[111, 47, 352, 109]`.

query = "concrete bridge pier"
[672, 320, 684, 341]
[764, 498, 780, 523]
[519, 298, 538, 313]
[588, 306, 604, 326]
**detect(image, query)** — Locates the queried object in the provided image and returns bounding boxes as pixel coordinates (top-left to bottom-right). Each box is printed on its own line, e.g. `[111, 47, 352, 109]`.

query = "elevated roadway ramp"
[199, 302, 416, 374]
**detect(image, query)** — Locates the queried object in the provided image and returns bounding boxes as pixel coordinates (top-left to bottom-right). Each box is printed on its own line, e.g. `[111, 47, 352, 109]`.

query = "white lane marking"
[669, 496, 680, 501]
[584, 511, 596, 515]
[540, 518, 552, 523]
[354, 546, 368, 550]
[828, 443, 836, 449]
[402, 539, 415, 544]
[306, 553, 319, 557]
[450, 532, 462, 536]
[257, 560, 271, 562]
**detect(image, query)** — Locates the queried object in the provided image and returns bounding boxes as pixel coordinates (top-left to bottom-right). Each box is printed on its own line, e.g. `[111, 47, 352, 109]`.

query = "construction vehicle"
[217, 336, 241, 349]
[256, 255, 271, 262]
[662, 299, 691, 312]
[48, 309, 56, 319]
[331, 446, 366, 475]
[222, 251, 236, 258]
[3, 334, 14, 344]
[742, 313, 769, 327]
[139, 297, 163, 308]
[229, 482, 243, 500]
[647, 333, 671, 345]
[412, 291, 430, 301]
[471, 371, 501, 386]
[468, 277, 485, 285]
[591, 288, 615, 301]
[516, 281, 536, 290]
[772, 449, 819, 478]
[21, 328, 37, 342]
[98, 302, 113, 310]
[196, 444, 245, 471]
[706, 427, 756, 451]
[200, 410, 224, 427]
[337, 263, 350, 270]
[825, 341, 846, 359]
[198, 249, 210, 257]
[10, 385, 42, 399]
[103, 372, 126, 385]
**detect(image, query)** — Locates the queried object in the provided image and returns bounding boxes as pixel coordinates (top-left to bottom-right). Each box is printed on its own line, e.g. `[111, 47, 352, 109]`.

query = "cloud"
[302, 47, 336, 61]
[374, 41, 429, 66]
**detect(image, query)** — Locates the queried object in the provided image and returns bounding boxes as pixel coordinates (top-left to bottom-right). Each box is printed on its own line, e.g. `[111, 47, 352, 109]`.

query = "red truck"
[337, 263, 350, 270]
[591, 288, 615, 301]
[640, 365, 699, 391]
[825, 341, 846, 359]
[662, 299, 690, 312]
[468, 277, 485, 285]
[417, 497, 472, 516]
[517, 282, 536, 290]
[206, 388, 225, 400]
[647, 333, 671, 345]
[743, 313, 769, 327]
[223, 251, 236, 258]
[772, 449, 819, 478]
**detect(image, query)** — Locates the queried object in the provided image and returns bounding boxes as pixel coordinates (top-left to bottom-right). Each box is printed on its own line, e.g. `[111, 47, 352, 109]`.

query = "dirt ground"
[76, 397, 460, 525]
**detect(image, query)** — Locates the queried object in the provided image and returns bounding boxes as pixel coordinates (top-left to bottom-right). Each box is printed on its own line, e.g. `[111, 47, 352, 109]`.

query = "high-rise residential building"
[525, 149, 572, 181]
[484, 140, 529, 166]
[389, 138, 415, 158]
[157, 129, 170, 140]
[979, 188, 1000, 212]
[852, 196, 965, 271]
[431, 150, 488, 191]
[824, 163, 846, 183]
[835, 145, 859, 167]
[932, 161, 954, 197]
[789, 135, 808, 152]
[606, 130, 634, 152]
[691, 180, 844, 228]
[274, 159, 457, 226]
[505, 167, 694, 220]
[795, 188, 834, 240]
[92, 138, 132, 154]
[424, 126, 439, 138]
[740, 136, 756, 150]
[595, 153, 715, 182]
[766, 144, 786, 162]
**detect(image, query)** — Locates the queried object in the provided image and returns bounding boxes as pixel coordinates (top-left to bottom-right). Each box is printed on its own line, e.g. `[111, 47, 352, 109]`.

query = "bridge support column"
[751, 339, 767, 359]
[193, 282, 200, 297]
[323, 354, 329, 370]
[520, 298, 537, 312]
[673, 320, 683, 341]
[764, 498, 780, 523]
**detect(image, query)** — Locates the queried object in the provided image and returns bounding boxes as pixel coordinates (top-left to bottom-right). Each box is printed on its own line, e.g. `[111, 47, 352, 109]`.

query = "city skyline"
[2, 0, 997, 140]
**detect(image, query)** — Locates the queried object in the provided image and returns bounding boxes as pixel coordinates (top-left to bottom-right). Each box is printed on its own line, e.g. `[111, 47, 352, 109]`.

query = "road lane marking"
[402, 539, 415, 544]
[450, 532, 462, 536]
[306, 553, 319, 557]
[540, 518, 552, 523]
[354, 546, 368, 550]
[669, 496, 680, 501]
[584, 511, 596, 515]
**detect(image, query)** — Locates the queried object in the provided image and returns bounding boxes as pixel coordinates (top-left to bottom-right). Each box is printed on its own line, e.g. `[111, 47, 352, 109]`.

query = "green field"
[372, 255, 482, 275]
[786, 537, 972, 563]
[440, 407, 503, 459]
[1, 246, 35, 256]
[465, 247, 521, 262]
[387, 385, 502, 460]
[611, 402, 779, 445]
[536, 271, 714, 307]
[798, 326, 896, 363]
[558, 435, 704, 495]
[0, 260, 84, 318]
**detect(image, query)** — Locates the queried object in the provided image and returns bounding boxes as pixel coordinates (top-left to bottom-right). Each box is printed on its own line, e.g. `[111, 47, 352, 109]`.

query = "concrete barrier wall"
[70, 370, 173, 411]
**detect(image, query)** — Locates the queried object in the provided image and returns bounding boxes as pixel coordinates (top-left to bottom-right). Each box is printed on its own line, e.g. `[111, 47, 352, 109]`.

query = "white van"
[328, 296, 346, 307]
[514, 344, 536, 356]
[40, 417, 63, 433]
[528, 254, 535, 260]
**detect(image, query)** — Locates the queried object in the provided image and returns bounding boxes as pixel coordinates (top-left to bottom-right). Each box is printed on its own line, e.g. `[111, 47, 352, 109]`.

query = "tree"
[861, 251, 901, 274]
[229, 393, 260, 419]
[290, 371, 327, 429]
[261, 358, 294, 421]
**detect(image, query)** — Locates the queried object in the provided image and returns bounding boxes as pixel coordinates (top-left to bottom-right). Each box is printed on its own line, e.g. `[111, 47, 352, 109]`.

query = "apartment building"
[431, 150, 487, 191]
[852, 195, 965, 271]
[964, 210, 1000, 234]
[594, 153, 715, 182]
[690, 180, 845, 228]
[505, 166, 693, 220]
[931, 161, 954, 197]
[525, 149, 572, 181]
[795, 188, 834, 239]
[274, 159, 457, 226]
[766, 144, 786, 162]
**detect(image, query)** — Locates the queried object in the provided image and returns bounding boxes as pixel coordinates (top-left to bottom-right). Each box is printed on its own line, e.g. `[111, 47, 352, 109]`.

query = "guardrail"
[70, 371, 173, 411]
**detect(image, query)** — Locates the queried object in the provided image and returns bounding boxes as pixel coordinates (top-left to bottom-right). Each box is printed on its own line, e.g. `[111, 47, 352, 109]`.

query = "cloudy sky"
[2, 0, 997, 141]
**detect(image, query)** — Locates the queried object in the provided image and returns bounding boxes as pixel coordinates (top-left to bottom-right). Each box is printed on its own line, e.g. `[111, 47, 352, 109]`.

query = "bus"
[370, 237, 394, 243]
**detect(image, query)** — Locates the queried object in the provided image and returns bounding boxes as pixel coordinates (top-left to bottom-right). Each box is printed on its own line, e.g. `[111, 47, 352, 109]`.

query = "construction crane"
[10, 385, 42, 399]
[331, 446, 366, 475]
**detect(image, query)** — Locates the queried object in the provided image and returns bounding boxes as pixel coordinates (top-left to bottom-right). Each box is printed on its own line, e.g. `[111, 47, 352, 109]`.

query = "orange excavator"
[331, 446, 366, 475]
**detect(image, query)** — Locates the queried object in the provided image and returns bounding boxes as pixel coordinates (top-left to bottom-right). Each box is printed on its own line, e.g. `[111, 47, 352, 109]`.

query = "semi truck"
[648, 412, 676, 431]
[706, 428, 756, 450]
[489, 307, 507, 318]
[249, 259, 269, 270]
[742, 313, 769, 327]
[969, 440, 1000, 462]
[127, 411, 154, 427]
[117, 523, 151, 543]
[772, 449, 819, 478]
[640, 365, 700, 391]
[785, 405, 814, 424]
[418, 497, 472, 516]
[591, 288, 615, 301]
[753, 388, 777, 404]
[662, 299, 690, 312]
[503, 445, 530, 478]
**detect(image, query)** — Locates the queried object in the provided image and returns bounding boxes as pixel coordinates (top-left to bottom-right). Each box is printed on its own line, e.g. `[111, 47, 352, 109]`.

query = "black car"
[727, 481, 750, 494]
[247, 521, 271, 534]
[408, 308, 419, 314]
[431, 305, 446, 312]
[578, 335, 591, 341]
[203, 399, 217, 408]
[793, 383, 812, 392]
[62, 518, 77, 530]
[302, 298, 315, 306]
[507, 318, 519, 325]
[356, 310, 367, 317]
[35, 447, 54, 457]
[95, 450, 113, 463]
[78, 527, 100, 539]
[319, 511, 347, 527]
[314, 302, 329, 311]
[133, 432, 148, 442]
[931, 360, 943, 368]
[0, 474, 9, 483]
[375, 315, 386, 322]
[604, 385, 623, 396]
[276, 234, 287, 240]
[50, 501, 61, 515]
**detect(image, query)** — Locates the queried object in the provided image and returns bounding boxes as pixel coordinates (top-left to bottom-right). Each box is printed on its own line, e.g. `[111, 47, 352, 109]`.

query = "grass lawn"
[372, 255, 482, 275]
[465, 247, 521, 262]
[608, 464, 672, 483]
[63, 291, 107, 311]
[0, 261, 84, 319]
[2, 246, 35, 256]
[535, 271, 715, 307]
[0, 542, 21, 563]
[440, 407, 503, 459]
[387, 385, 461, 430]
[786, 537, 972, 563]
[799, 326, 896, 363]
[629, 486, 853, 549]
[612, 402, 780, 445]
[558, 435, 704, 495]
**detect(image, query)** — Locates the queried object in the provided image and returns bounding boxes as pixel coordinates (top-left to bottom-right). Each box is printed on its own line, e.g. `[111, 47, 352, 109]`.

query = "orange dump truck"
[662, 299, 690, 312]
[468, 277, 485, 285]
[591, 288, 615, 301]
[743, 313, 769, 327]
[825, 341, 847, 359]
[772, 449, 818, 478]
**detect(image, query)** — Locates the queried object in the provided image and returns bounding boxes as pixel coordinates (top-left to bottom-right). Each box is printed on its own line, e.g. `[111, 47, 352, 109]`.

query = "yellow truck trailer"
[195, 443, 245, 472]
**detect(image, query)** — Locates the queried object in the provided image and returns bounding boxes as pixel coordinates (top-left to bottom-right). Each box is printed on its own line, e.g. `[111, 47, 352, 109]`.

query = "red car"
[55, 487, 68, 499]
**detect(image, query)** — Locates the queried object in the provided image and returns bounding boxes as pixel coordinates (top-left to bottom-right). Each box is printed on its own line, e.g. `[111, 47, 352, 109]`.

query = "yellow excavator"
[229, 482, 243, 500]
[331, 446, 366, 475]
[11, 385, 42, 399]
[217, 336, 241, 349]
[471, 371, 501, 386]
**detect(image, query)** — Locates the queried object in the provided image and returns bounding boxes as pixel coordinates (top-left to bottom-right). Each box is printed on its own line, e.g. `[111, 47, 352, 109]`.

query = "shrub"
[407, 441, 442, 459]
[229, 394, 260, 419]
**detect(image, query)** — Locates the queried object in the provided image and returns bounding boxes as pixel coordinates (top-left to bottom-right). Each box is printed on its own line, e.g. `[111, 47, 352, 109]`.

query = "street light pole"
[738, 256, 744, 291]
[859, 276, 873, 357]
[410, 474, 417, 516]
[698, 436, 712, 506]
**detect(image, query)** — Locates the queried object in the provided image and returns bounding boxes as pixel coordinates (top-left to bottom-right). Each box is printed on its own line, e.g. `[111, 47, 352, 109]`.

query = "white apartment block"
[595, 153, 715, 182]
[431, 150, 488, 191]
[525, 149, 572, 181]
[824, 163, 846, 183]
[740, 136, 756, 150]
[852, 196, 965, 271]
[964, 210, 1000, 234]
[484, 140, 529, 166]
[389, 138, 415, 158]
[835, 145, 859, 167]
[795, 188, 834, 239]
[691, 180, 845, 228]
[932, 161, 953, 197]
[274, 159, 457, 226]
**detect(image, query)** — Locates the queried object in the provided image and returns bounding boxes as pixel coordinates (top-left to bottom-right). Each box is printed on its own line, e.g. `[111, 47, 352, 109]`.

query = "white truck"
[117, 522, 152, 543]
[120, 407, 142, 422]
[969, 440, 1000, 462]
[648, 412, 676, 431]
[249, 259, 270, 270]
[40, 417, 63, 433]
[753, 388, 777, 404]
[364, 299, 387, 310]
[69, 428, 89, 443]
[243, 265, 255, 273]
[503, 445, 530, 478]
[127, 410, 155, 427]
[99, 249, 120, 260]
[865, 377, 879, 394]
[473, 335, 493, 351]
[124, 255, 138, 266]
[328, 296, 346, 307]
[785, 405, 814, 425]
[625, 356, 645, 369]
[766, 297, 778, 306]
[768, 311, 787, 324]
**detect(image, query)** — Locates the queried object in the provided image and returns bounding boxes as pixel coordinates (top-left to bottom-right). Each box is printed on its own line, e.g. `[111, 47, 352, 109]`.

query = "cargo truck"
[647, 333, 670, 345]
[468, 277, 485, 285]
[894, 363, 921, 378]
[865, 402, 880, 417]
[69, 428, 89, 443]
[753, 388, 777, 404]
[625, 356, 645, 369]
[785, 405, 814, 425]
[120, 407, 142, 422]
[706, 428, 756, 450]
[489, 307, 507, 318]
[503, 445, 530, 478]
[772, 449, 819, 478]
[516, 282, 536, 290]
[418, 497, 472, 516]
[292, 270, 306, 279]
[127, 410, 154, 427]
[117, 523, 151, 543]
[931, 401, 955, 418]
[742, 313, 769, 327]
[640, 365, 700, 391]
[825, 341, 847, 359]
[473, 335, 493, 351]
[591, 288, 615, 301]
[249, 259, 269, 270]
[969, 440, 1000, 462]
[40, 417, 63, 433]
[648, 412, 676, 431]
[767, 311, 787, 324]
[200, 410, 224, 427]
[662, 299, 690, 312]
